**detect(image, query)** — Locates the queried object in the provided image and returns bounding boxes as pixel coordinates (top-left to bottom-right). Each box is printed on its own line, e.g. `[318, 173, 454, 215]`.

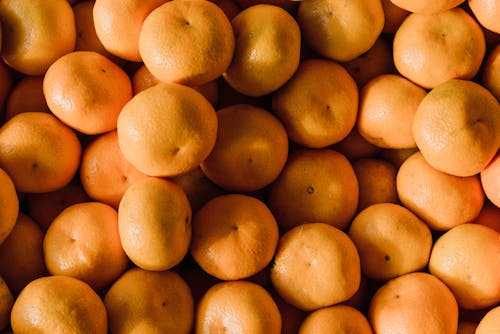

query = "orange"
[0, 167, 18, 246]
[342, 36, 395, 89]
[24, 181, 90, 231]
[379, 146, 419, 169]
[0, 0, 76, 75]
[481, 152, 500, 207]
[80, 130, 149, 208]
[270, 223, 361, 311]
[0, 61, 13, 115]
[469, 0, 500, 34]
[368, 272, 459, 334]
[234, 0, 297, 11]
[341, 274, 373, 311]
[73, 0, 121, 62]
[298, 304, 373, 334]
[117, 83, 217, 177]
[297, 0, 384, 62]
[474, 201, 500, 233]
[118, 177, 192, 271]
[357, 74, 427, 149]
[93, 0, 167, 62]
[271, 58, 358, 148]
[348, 203, 433, 281]
[131, 64, 220, 106]
[216, 76, 270, 109]
[475, 305, 500, 334]
[393, 8, 485, 89]
[139, 0, 235, 87]
[0, 213, 47, 297]
[482, 43, 500, 102]
[0, 112, 81, 193]
[223, 4, 301, 97]
[396, 152, 484, 231]
[4, 76, 50, 121]
[43, 51, 133, 135]
[457, 321, 479, 334]
[352, 158, 398, 211]
[171, 167, 224, 213]
[131, 64, 160, 94]
[178, 257, 221, 303]
[190, 194, 278, 280]
[105, 267, 194, 334]
[10, 275, 108, 333]
[0, 275, 13, 331]
[43, 202, 129, 291]
[195, 280, 281, 334]
[429, 223, 500, 309]
[193, 80, 220, 107]
[201, 104, 289, 192]
[209, 0, 240, 20]
[389, 0, 464, 14]
[269, 289, 307, 334]
[412, 79, 500, 177]
[268, 149, 359, 231]
[330, 128, 381, 162]
[381, 0, 410, 33]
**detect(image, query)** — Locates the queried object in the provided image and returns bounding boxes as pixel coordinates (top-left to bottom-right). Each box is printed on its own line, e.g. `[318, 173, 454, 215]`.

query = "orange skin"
[396, 152, 485, 231]
[80, 130, 149, 208]
[195, 280, 282, 334]
[429, 223, 500, 309]
[348, 203, 433, 281]
[201, 104, 289, 192]
[223, 4, 301, 97]
[268, 149, 359, 231]
[270, 223, 361, 311]
[0, 276, 13, 331]
[368, 272, 459, 334]
[190, 194, 279, 280]
[393, 8, 485, 89]
[0, 214, 47, 297]
[105, 268, 195, 334]
[298, 304, 373, 334]
[25, 181, 90, 231]
[0, 167, 18, 246]
[118, 177, 192, 271]
[43, 51, 133, 135]
[117, 83, 218, 177]
[271, 58, 359, 148]
[297, 0, 384, 62]
[43, 202, 129, 291]
[353, 158, 398, 212]
[0, 0, 76, 75]
[413, 79, 500, 177]
[93, 0, 168, 61]
[139, 0, 235, 87]
[4, 76, 51, 121]
[0, 112, 82, 194]
[10, 275, 108, 333]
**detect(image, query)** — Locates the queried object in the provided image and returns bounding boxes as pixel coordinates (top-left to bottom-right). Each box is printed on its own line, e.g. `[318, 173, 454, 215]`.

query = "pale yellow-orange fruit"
[297, 0, 385, 62]
[195, 280, 281, 334]
[270, 223, 361, 311]
[393, 8, 485, 89]
[223, 4, 301, 97]
[368, 272, 459, 334]
[0, 0, 76, 75]
[412, 79, 500, 177]
[10, 275, 108, 333]
[139, 0, 234, 87]
[429, 223, 500, 309]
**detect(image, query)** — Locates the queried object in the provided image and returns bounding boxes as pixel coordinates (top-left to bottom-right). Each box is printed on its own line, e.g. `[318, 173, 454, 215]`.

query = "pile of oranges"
[0, 0, 498, 333]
